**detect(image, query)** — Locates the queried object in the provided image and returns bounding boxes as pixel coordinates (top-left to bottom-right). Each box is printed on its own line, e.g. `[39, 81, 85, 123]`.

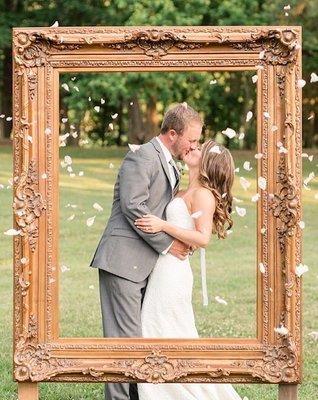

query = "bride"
[134, 139, 242, 400]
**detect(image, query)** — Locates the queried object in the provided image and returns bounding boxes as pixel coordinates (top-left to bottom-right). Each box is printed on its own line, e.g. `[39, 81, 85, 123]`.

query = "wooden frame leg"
[278, 384, 298, 400]
[18, 382, 39, 400]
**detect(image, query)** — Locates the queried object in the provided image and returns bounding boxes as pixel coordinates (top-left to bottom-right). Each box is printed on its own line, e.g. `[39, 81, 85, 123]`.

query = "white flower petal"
[251, 193, 260, 202]
[298, 221, 305, 229]
[94, 106, 100, 113]
[51, 20, 59, 27]
[111, 113, 118, 119]
[252, 74, 258, 83]
[67, 214, 75, 221]
[215, 295, 227, 305]
[222, 127, 236, 139]
[308, 331, 318, 340]
[246, 111, 253, 122]
[295, 263, 309, 277]
[108, 122, 114, 130]
[240, 176, 251, 191]
[259, 263, 265, 274]
[263, 112, 270, 119]
[235, 206, 246, 217]
[274, 325, 289, 336]
[258, 176, 267, 190]
[60, 264, 70, 273]
[4, 228, 21, 236]
[310, 72, 318, 83]
[254, 153, 263, 159]
[238, 132, 245, 140]
[209, 145, 221, 154]
[209, 79, 217, 85]
[191, 210, 202, 219]
[61, 83, 69, 92]
[297, 79, 306, 88]
[86, 216, 96, 227]
[93, 202, 103, 212]
[128, 144, 141, 153]
[64, 155, 72, 165]
[304, 172, 315, 186]
[243, 161, 252, 171]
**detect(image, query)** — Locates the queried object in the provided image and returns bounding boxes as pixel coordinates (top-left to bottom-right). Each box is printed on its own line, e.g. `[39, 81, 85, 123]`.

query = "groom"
[90, 103, 203, 400]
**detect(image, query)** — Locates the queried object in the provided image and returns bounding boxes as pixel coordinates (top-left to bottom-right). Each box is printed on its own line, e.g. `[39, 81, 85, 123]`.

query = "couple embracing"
[90, 103, 242, 400]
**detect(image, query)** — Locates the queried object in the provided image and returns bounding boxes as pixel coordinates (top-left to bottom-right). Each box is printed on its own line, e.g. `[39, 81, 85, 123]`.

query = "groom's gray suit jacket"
[90, 137, 177, 282]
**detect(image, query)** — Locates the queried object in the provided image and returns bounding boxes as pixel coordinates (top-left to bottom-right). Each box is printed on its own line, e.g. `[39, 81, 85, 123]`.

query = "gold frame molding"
[12, 25, 303, 396]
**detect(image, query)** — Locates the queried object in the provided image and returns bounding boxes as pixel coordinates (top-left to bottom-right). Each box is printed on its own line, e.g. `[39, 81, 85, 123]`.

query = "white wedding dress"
[138, 197, 242, 400]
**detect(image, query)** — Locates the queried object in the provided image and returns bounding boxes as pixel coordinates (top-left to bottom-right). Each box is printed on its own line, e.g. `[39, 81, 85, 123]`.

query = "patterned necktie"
[169, 159, 180, 196]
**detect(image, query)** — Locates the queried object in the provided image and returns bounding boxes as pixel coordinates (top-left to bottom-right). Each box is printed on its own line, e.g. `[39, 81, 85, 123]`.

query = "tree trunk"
[1, 47, 13, 139]
[127, 96, 144, 144]
[144, 96, 158, 143]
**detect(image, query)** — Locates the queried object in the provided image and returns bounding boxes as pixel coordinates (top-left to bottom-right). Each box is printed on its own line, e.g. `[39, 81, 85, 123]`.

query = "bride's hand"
[134, 214, 165, 233]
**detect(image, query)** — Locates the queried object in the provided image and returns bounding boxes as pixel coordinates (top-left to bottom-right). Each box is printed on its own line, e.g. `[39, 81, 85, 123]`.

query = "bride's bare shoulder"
[192, 187, 215, 201]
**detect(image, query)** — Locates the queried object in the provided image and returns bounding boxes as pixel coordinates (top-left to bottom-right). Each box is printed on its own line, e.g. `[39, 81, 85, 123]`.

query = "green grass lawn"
[0, 144, 317, 399]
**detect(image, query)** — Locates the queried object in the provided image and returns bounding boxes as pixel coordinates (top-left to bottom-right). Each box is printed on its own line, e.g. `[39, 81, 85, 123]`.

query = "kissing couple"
[90, 103, 242, 400]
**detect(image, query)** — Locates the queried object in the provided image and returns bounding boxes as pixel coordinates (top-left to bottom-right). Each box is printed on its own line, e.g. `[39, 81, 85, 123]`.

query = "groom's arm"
[119, 149, 174, 254]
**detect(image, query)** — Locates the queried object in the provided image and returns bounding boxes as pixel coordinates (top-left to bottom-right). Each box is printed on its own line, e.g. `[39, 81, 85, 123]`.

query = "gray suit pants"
[99, 269, 148, 400]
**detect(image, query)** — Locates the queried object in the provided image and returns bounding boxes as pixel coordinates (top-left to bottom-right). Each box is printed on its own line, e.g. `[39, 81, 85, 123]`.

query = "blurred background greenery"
[0, 0, 317, 148]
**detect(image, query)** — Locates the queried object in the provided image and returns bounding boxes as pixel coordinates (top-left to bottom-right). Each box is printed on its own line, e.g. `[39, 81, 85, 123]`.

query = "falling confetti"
[94, 106, 100, 112]
[60, 264, 70, 273]
[93, 203, 103, 212]
[209, 79, 217, 85]
[51, 21, 59, 27]
[240, 177, 251, 191]
[246, 111, 253, 122]
[252, 74, 258, 83]
[263, 112, 270, 119]
[4, 228, 21, 236]
[297, 79, 306, 88]
[235, 206, 246, 217]
[222, 127, 236, 139]
[251, 193, 260, 202]
[191, 211, 202, 219]
[67, 214, 75, 221]
[274, 325, 289, 336]
[64, 155, 72, 165]
[128, 144, 141, 153]
[259, 263, 265, 273]
[111, 113, 118, 119]
[86, 216, 96, 227]
[61, 83, 69, 92]
[258, 176, 267, 190]
[238, 132, 245, 140]
[310, 72, 318, 83]
[215, 296, 227, 305]
[209, 145, 221, 154]
[243, 161, 252, 171]
[298, 221, 305, 229]
[255, 153, 263, 159]
[295, 263, 309, 277]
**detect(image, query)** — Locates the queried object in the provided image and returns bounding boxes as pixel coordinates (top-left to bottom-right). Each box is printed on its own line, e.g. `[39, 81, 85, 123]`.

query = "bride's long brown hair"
[198, 139, 235, 239]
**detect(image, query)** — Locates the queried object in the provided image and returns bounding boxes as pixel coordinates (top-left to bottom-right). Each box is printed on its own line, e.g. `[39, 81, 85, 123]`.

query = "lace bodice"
[166, 197, 195, 230]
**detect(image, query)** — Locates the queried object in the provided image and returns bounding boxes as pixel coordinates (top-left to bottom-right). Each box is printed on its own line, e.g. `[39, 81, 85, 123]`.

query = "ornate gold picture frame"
[12, 26, 302, 399]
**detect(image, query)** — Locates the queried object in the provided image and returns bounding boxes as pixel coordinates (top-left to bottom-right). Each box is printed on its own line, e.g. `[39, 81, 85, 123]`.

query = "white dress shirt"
[156, 136, 177, 189]
[155, 136, 176, 254]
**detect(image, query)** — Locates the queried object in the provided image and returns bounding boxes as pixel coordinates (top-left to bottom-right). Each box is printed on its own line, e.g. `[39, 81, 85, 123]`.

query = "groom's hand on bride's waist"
[168, 240, 191, 260]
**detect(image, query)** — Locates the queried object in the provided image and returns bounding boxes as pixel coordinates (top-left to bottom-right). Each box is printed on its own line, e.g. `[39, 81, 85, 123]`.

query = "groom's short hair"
[160, 103, 203, 135]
